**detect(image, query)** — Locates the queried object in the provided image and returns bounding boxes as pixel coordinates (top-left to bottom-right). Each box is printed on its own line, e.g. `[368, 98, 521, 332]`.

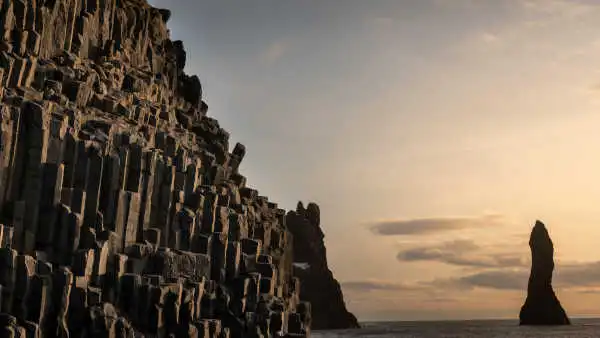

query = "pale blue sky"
[151, 0, 600, 321]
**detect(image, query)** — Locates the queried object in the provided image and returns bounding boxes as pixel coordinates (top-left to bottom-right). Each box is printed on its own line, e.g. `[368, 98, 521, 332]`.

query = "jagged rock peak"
[306, 202, 320, 227]
[519, 220, 570, 325]
[296, 201, 306, 214]
[157, 8, 171, 23]
[295, 201, 320, 228]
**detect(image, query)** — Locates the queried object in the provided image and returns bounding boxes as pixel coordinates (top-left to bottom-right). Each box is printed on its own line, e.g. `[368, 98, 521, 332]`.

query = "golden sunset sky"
[152, 0, 600, 321]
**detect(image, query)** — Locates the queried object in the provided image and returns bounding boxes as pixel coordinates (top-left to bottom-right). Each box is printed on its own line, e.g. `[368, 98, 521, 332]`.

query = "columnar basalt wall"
[0, 0, 313, 337]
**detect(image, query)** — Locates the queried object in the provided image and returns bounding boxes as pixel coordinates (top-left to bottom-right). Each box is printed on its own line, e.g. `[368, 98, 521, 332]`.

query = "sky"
[150, 0, 600, 321]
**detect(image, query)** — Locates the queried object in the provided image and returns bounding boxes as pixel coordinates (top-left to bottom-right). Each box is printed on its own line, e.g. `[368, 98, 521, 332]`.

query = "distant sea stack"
[519, 220, 570, 325]
[287, 202, 360, 330]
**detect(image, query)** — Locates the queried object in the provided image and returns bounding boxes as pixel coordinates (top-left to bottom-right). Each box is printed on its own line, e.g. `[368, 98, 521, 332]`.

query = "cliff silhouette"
[287, 202, 360, 330]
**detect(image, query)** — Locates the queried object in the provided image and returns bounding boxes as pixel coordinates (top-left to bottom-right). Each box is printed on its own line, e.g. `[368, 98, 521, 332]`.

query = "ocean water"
[312, 318, 600, 337]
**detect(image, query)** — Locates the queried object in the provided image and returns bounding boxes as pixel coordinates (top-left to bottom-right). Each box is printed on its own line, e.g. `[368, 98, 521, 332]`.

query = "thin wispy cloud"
[397, 239, 528, 268]
[430, 260, 600, 291]
[431, 270, 528, 291]
[370, 215, 504, 236]
[520, 0, 600, 19]
[455, 0, 600, 55]
[343, 280, 427, 292]
[479, 32, 500, 44]
[261, 41, 287, 64]
[555, 261, 600, 288]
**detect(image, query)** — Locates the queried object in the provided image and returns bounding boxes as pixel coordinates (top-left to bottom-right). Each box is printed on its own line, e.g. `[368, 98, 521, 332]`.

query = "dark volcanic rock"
[0, 0, 318, 336]
[287, 202, 360, 330]
[519, 220, 570, 326]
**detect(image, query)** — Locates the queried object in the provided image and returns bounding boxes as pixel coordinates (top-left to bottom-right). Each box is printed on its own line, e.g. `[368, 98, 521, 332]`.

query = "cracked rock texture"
[287, 202, 359, 330]
[519, 220, 570, 326]
[0, 0, 348, 336]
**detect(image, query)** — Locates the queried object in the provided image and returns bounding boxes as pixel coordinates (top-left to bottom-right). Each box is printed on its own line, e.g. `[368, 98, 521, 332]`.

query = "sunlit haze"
[150, 0, 600, 321]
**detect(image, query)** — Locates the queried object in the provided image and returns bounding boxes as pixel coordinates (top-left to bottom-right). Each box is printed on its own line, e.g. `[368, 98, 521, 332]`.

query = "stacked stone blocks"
[0, 0, 311, 336]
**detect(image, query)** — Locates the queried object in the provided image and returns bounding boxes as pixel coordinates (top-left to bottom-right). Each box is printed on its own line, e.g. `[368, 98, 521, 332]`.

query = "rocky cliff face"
[0, 0, 316, 336]
[286, 202, 359, 330]
[519, 220, 570, 326]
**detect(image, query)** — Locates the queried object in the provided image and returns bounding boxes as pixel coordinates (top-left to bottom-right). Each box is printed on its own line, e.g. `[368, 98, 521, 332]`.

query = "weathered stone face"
[0, 0, 313, 336]
[287, 202, 359, 330]
[519, 220, 570, 326]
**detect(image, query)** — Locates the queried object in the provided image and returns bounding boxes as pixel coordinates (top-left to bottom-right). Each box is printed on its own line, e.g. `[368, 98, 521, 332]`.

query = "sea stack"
[519, 220, 570, 325]
[287, 202, 360, 330]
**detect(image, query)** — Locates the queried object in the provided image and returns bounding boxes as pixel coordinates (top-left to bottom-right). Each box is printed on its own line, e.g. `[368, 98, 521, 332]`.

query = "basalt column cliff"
[0, 0, 324, 336]
[287, 202, 359, 330]
[519, 220, 570, 326]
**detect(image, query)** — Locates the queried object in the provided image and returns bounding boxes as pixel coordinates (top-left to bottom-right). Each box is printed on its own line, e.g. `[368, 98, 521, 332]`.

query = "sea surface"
[312, 318, 600, 337]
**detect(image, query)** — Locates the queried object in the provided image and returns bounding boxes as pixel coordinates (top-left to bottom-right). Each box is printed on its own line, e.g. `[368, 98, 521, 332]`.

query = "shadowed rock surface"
[287, 202, 359, 330]
[519, 220, 570, 326]
[0, 0, 326, 336]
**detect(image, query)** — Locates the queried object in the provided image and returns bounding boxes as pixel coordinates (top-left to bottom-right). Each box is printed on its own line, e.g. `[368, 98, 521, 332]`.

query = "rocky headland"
[287, 202, 359, 330]
[519, 220, 570, 326]
[0, 0, 355, 336]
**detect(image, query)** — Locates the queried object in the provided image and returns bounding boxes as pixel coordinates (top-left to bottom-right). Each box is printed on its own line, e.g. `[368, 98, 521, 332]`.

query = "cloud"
[555, 261, 600, 288]
[479, 32, 500, 44]
[261, 41, 286, 64]
[456, 0, 600, 55]
[455, 270, 528, 290]
[574, 288, 600, 294]
[428, 268, 529, 291]
[342, 279, 426, 292]
[396, 239, 528, 268]
[370, 214, 503, 236]
[428, 260, 600, 291]
[520, 0, 599, 19]
[343, 270, 528, 295]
